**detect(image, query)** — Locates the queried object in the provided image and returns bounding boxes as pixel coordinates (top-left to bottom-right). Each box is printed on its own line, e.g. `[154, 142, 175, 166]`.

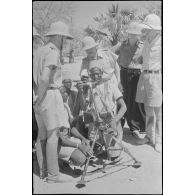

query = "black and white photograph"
[32, 1, 162, 194]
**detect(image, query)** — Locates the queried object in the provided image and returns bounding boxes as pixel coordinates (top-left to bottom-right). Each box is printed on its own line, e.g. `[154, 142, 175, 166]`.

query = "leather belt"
[143, 70, 161, 74]
[47, 87, 59, 90]
[120, 66, 141, 72]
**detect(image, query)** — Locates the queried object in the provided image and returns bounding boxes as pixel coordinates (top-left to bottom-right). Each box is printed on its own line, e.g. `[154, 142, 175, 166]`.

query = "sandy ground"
[33, 57, 162, 194]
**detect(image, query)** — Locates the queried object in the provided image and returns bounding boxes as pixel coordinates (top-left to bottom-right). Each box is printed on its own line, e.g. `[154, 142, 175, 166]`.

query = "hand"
[33, 103, 40, 114]
[78, 144, 93, 156]
[76, 81, 84, 92]
[33, 95, 38, 105]
[118, 82, 123, 93]
[81, 137, 90, 147]
[110, 118, 117, 132]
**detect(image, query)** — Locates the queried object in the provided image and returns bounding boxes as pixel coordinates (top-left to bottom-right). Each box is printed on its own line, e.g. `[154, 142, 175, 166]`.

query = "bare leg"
[35, 113, 47, 178]
[46, 128, 60, 179]
[144, 105, 156, 145]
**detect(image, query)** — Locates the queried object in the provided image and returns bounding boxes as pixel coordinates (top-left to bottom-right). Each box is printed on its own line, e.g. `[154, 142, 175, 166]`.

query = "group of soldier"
[33, 13, 162, 183]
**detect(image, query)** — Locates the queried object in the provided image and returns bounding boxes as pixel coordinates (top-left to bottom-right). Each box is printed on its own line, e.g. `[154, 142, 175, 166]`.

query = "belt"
[47, 86, 59, 90]
[120, 66, 141, 72]
[143, 70, 161, 74]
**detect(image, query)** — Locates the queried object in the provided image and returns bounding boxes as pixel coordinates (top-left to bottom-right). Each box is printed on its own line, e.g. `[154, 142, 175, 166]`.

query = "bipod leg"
[111, 136, 142, 168]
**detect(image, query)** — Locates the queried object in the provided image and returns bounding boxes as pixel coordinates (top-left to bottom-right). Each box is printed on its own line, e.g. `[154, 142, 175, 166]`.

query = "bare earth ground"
[33, 57, 162, 194]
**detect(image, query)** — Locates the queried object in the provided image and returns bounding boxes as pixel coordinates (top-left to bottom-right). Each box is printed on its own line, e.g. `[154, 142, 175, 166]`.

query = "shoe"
[155, 143, 162, 153]
[46, 173, 73, 183]
[135, 137, 149, 145]
[39, 170, 48, 180]
[132, 130, 145, 139]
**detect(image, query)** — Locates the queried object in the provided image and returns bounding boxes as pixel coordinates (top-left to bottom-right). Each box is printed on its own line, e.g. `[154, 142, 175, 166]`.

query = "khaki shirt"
[142, 35, 161, 71]
[91, 80, 123, 114]
[33, 42, 62, 96]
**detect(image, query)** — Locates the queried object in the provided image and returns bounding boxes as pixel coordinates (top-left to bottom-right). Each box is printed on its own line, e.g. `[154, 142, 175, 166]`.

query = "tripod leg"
[77, 127, 99, 186]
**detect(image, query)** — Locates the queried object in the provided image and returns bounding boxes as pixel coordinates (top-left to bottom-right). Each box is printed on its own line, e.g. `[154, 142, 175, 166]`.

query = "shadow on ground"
[33, 127, 146, 178]
[122, 127, 146, 145]
[33, 153, 82, 178]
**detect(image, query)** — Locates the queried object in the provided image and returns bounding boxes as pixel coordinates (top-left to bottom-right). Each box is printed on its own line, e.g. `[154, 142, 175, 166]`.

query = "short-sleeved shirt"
[80, 49, 120, 85]
[90, 80, 123, 114]
[142, 35, 161, 71]
[33, 42, 62, 96]
[117, 40, 143, 69]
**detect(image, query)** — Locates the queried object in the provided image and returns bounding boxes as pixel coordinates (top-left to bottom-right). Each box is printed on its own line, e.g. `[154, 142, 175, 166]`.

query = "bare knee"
[70, 149, 86, 166]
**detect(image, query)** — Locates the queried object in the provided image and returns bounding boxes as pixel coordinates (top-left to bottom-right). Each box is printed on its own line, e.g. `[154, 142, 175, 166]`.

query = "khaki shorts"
[136, 72, 162, 107]
[39, 89, 70, 131]
[58, 137, 81, 161]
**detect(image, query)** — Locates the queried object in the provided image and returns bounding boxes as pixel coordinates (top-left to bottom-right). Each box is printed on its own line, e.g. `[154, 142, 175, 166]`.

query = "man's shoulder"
[43, 43, 59, 56]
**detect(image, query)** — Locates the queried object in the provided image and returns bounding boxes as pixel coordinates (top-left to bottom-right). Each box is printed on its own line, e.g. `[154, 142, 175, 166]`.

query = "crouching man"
[86, 59, 127, 159]
[58, 126, 92, 166]
[58, 86, 93, 167]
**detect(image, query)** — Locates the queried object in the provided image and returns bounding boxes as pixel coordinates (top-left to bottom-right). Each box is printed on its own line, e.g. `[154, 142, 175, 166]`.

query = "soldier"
[33, 27, 43, 150]
[33, 21, 75, 183]
[87, 60, 127, 159]
[113, 22, 146, 137]
[80, 36, 121, 90]
[135, 14, 162, 153]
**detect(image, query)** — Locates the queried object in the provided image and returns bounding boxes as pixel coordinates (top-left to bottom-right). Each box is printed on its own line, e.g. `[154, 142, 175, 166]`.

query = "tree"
[33, 1, 75, 35]
[84, 4, 138, 46]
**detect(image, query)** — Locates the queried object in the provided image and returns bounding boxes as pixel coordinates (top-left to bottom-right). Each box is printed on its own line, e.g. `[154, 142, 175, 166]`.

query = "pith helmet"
[80, 69, 89, 78]
[45, 21, 73, 39]
[82, 36, 99, 50]
[126, 22, 143, 35]
[140, 14, 161, 30]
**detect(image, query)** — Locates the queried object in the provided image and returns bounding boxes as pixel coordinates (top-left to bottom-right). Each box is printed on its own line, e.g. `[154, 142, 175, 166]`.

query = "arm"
[109, 51, 121, 84]
[114, 98, 127, 123]
[59, 129, 91, 155]
[34, 50, 58, 107]
[132, 43, 144, 64]
[58, 129, 78, 148]
[35, 65, 55, 106]
[70, 127, 87, 142]
[78, 90, 88, 111]
[110, 42, 122, 54]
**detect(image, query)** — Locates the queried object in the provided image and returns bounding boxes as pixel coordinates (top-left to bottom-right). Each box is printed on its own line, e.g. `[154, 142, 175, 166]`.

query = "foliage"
[84, 2, 161, 46]
[33, 1, 75, 35]
[84, 4, 139, 46]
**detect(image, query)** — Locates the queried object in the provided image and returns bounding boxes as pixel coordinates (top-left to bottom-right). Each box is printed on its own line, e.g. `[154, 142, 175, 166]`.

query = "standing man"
[80, 36, 121, 89]
[33, 21, 74, 183]
[116, 22, 145, 137]
[33, 27, 43, 149]
[136, 14, 162, 153]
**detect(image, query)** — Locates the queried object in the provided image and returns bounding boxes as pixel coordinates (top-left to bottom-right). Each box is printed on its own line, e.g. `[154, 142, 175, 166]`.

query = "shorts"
[58, 137, 81, 161]
[39, 89, 70, 131]
[136, 72, 162, 107]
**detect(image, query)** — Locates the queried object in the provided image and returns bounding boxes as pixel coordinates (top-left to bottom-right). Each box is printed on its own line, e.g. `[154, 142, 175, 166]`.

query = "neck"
[49, 36, 61, 51]
[148, 32, 159, 43]
[128, 38, 137, 46]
